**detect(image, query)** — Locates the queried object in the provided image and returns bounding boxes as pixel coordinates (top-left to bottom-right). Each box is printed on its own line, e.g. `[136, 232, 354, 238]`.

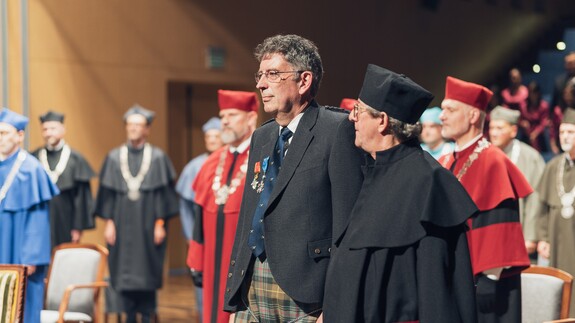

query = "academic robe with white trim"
[0, 149, 59, 323]
[94, 144, 179, 291]
[31, 146, 95, 247]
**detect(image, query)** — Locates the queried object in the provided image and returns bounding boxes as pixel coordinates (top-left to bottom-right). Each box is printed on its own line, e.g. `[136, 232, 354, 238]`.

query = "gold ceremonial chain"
[456, 138, 490, 181]
[211, 149, 248, 205]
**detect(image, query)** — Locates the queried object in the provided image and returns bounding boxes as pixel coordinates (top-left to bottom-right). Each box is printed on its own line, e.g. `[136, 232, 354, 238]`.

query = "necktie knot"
[280, 127, 293, 142]
[278, 127, 293, 160]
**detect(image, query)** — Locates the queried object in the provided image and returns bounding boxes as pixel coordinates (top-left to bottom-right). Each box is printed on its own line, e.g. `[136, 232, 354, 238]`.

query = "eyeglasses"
[255, 70, 303, 83]
[352, 103, 366, 119]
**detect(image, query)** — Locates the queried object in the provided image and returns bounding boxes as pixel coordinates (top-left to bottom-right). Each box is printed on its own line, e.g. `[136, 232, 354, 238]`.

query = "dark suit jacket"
[223, 101, 363, 310]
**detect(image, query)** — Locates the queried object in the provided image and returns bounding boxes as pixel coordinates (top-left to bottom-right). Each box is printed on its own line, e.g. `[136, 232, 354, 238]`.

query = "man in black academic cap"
[94, 104, 179, 323]
[31, 110, 96, 248]
[323, 64, 478, 323]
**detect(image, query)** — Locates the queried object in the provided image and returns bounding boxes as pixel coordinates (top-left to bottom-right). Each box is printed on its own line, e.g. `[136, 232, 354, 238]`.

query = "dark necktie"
[449, 152, 458, 172]
[248, 127, 293, 258]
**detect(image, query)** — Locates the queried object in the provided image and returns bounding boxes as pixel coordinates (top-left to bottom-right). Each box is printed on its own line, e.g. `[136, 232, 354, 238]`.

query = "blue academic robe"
[0, 149, 59, 323]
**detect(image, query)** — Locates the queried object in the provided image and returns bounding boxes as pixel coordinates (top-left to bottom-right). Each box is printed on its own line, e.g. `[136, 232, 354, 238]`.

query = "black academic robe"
[32, 147, 95, 247]
[94, 144, 179, 291]
[323, 141, 478, 323]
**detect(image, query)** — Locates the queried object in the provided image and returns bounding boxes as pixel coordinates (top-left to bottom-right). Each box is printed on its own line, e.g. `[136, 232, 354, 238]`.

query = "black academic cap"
[358, 64, 434, 124]
[39, 110, 65, 123]
[123, 104, 155, 125]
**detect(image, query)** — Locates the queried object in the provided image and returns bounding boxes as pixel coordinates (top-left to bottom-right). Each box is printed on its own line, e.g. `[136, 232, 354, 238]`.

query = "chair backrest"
[0, 264, 27, 323]
[44, 243, 108, 316]
[522, 265, 574, 323]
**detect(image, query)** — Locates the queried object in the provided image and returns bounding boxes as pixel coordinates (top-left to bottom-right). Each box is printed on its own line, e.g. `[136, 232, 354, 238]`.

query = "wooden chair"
[522, 265, 573, 323]
[41, 243, 108, 323]
[0, 264, 27, 323]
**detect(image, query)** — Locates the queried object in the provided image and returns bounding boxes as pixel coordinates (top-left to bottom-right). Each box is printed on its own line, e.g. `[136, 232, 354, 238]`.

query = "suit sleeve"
[187, 203, 204, 271]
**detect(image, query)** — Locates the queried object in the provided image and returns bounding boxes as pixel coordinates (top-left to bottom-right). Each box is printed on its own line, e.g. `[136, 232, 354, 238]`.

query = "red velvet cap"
[218, 90, 259, 112]
[339, 98, 357, 112]
[444, 76, 493, 111]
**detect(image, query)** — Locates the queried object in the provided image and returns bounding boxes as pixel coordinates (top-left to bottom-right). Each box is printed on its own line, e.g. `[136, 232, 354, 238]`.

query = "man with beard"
[31, 110, 95, 247]
[187, 90, 258, 323]
[537, 108, 575, 316]
[438, 77, 532, 323]
[0, 108, 59, 323]
[94, 104, 179, 323]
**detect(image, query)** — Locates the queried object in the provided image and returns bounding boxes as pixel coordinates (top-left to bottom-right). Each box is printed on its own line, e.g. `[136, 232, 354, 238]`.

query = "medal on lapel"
[251, 161, 261, 190]
[256, 157, 269, 193]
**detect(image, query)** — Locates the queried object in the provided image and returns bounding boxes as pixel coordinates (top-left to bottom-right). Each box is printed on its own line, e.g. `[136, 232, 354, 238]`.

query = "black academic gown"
[94, 144, 179, 291]
[32, 147, 95, 247]
[323, 140, 478, 323]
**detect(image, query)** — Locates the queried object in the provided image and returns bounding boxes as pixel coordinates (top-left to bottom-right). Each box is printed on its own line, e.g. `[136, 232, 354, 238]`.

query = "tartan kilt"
[234, 258, 321, 323]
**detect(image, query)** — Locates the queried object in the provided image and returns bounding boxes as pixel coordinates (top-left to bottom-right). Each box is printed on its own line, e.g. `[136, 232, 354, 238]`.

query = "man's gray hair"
[363, 105, 422, 142]
[255, 34, 323, 97]
[387, 116, 422, 142]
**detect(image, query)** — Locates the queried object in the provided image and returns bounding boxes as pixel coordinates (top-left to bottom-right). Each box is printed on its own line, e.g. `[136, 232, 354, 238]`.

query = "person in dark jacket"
[323, 64, 478, 323]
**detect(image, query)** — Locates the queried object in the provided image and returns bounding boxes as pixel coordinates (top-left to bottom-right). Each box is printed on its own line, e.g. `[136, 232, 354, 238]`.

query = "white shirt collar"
[279, 112, 304, 136]
[454, 134, 483, 152]
[229, 137, 251, 154]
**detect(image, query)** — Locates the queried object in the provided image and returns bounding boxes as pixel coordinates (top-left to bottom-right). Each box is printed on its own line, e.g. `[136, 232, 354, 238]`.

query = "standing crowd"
[2, 34, 575, 323]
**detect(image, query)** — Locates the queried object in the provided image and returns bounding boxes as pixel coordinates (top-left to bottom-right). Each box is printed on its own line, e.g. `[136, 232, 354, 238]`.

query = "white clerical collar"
[280, 112, 304, 136]
[229, 137, 251, 154]
[46, 139, 66, 151]
[454, 134, 483, 152]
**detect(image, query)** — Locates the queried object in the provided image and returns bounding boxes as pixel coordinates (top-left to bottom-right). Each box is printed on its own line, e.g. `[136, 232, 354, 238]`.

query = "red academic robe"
[439, 137, 532, 277]
[187, 146, 249, 323]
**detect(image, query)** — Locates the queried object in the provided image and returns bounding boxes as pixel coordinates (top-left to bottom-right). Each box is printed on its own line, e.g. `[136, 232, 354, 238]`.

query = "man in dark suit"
[223, 34, 363, 322]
